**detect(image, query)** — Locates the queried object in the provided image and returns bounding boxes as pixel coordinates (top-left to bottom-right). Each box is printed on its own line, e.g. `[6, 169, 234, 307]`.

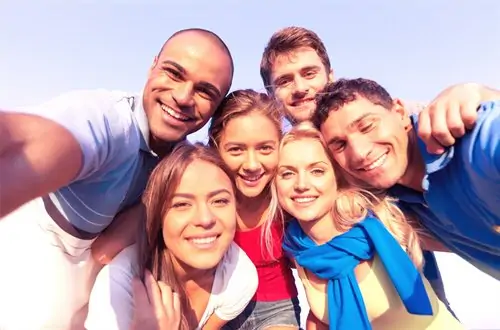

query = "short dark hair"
[313, 78, 394, 127]
[160, 28, 234, 77]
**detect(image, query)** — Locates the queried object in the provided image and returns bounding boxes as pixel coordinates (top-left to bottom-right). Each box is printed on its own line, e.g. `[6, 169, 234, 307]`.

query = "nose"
[172, 82, 195, 108]
[347, 136, 372, 165]
[194, 203, 217, 228]
[242, 151, 261, 172]
[294, 172, 310, 192]
[292, 77, 309, 96]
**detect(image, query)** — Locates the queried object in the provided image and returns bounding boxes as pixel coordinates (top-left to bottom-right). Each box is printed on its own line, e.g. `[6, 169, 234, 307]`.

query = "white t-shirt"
[85, 242, 258, 330]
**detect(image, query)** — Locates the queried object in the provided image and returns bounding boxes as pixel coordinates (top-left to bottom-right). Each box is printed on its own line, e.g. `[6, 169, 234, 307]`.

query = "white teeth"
[160, 104, 190, 121]
[190, 236, 216, 245]
[241, 175, 262, 182]
[364, 153, 387, 171]
[293, 197, 317, 203]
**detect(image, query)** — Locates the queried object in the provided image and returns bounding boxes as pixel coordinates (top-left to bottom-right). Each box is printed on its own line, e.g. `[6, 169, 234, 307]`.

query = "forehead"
[221, 112, 280, 144]
[321, 98, 389, 135]
[161, 34, 232, 91]
[280, 139, 330, 166]
[177, 160, 232, 193]
[271, 47, 326, 79]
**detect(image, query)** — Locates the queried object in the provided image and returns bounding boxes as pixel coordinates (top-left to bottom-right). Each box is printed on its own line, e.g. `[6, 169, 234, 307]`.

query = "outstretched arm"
[0, 112, 82, 217]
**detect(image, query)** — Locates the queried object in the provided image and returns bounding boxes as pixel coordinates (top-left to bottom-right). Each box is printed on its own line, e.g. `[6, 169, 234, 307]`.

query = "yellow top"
[295, 255, 463, 330]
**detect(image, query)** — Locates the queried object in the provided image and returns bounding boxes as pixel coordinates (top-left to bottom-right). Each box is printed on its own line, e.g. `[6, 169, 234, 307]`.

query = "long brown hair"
[139, 141, 236, 329]
[208, 89, 284, 260]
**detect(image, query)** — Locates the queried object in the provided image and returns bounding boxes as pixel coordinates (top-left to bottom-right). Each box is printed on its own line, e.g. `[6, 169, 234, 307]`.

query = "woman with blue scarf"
[275, 123, 462, 330]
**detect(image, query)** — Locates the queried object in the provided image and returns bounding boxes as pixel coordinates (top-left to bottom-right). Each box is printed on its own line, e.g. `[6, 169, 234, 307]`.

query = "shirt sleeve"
[469, 100, 500, 176]
[85, 245, 138, 330]
[12, 89, 135, 181]
[214, 243, 258, 321]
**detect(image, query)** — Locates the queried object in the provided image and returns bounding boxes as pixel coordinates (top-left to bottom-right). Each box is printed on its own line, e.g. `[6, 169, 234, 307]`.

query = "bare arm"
[0, 112, 82, 218]
[92, 202, 145, 264]
[306, 311, 328, 330]
[202, 314, 229, 329]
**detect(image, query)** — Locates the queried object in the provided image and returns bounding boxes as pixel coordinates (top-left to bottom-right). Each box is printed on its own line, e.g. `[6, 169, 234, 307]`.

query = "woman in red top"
[208, 89, 300, 330]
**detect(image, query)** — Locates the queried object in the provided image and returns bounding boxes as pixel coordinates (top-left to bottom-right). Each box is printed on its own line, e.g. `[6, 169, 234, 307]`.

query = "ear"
[392, 98, 412, 132]
[328, 68, 334, 82]
[148, 56, 159, 75]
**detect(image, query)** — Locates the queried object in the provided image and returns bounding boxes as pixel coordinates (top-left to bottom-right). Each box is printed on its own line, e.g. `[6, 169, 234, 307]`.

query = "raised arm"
[0, 111, 82, 217]
[0, 90, 132, 218]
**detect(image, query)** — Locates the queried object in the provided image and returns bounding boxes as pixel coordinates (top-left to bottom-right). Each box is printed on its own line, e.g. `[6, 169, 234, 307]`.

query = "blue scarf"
[283, 215, 433, 330]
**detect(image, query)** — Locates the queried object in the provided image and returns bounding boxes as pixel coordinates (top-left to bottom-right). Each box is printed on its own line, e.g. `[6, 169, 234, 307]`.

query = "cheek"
[275, 88, 290, 102]
[161, 213, 185, 247]
[261, 154, 279, 172]
[219, 154, 242, 173]
[214, 206, 237, 232]
[196, 98, 217, 120]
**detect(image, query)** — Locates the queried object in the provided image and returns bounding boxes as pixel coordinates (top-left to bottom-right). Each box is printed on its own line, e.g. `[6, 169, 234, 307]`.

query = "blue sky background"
[1, 1, 499, 328]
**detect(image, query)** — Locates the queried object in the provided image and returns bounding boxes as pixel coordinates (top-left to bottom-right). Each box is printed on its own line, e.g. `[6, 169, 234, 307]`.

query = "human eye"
[171, 200, 190, 209]
[311, 168, 325, 176]
[212, 197, 231, 207]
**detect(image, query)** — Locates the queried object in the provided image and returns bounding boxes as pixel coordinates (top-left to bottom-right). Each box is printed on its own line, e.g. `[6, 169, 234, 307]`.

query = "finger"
[418, 107, 444, 154]
[172, 292, 182, 326]
[445, 102, 466, 139]
[429, 102, 456, 147]
[157, 280, 174, 317]
[460, 101, 479, 130]
[144, 270, 167, 318]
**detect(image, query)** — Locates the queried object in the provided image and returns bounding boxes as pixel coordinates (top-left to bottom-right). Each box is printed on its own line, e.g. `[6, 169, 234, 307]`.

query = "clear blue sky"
[1, 2, 500, 327]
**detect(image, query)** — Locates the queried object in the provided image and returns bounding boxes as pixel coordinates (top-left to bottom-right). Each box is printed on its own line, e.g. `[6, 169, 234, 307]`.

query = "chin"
[237, 185, 267, 199]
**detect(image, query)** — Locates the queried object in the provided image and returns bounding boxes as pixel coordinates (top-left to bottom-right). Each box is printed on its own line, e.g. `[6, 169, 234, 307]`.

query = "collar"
[128, 92, 154, 154]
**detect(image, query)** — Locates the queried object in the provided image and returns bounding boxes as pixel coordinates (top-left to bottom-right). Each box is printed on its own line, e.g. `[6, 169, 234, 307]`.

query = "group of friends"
[0, 26, 499, 330]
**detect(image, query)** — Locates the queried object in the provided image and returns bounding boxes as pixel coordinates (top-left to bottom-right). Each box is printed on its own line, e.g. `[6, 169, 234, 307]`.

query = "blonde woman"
[275, 123, 462, 330]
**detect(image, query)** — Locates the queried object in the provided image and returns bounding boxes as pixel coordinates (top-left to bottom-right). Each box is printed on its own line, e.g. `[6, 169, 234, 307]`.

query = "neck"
[299, 211, 341, 245]
[150, 138, 179, 158]
[397, 130, 426, 192]
[170, 255, 216, 285]
[236, 188, 270, 230]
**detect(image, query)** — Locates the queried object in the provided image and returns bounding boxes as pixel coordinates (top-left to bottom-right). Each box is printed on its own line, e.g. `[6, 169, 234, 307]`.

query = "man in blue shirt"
[314, 77, 500, 281]
[0, 28, 233, 329]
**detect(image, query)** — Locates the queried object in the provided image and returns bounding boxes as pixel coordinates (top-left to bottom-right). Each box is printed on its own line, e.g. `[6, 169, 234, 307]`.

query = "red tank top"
[233, 221, 298, 301]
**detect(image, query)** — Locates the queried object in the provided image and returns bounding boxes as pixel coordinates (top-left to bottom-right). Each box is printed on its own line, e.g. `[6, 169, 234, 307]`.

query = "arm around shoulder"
[0, 90, 133, 218]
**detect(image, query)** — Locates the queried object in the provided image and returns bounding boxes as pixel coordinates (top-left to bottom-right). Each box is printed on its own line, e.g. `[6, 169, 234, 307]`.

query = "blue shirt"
[391, 100, 500, 280]
[14, 90, 159, 234]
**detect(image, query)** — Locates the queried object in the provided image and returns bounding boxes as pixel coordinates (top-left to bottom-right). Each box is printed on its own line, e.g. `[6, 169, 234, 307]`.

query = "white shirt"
[85, 242, 258, 330]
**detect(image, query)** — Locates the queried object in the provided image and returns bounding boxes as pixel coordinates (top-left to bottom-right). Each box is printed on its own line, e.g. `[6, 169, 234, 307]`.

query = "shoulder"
[218, 242, 258, 283]
[209, 242, 258, 321]
[86, 244, 140, 330]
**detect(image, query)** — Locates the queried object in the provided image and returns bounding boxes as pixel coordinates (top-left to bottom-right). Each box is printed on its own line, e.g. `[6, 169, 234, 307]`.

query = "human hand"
[417, 83, 481, 154]
[130, 270, 181, 330]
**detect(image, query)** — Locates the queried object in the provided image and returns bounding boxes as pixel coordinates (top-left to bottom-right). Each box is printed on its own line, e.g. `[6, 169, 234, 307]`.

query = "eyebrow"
[173, 188, 232, 199]
[272, 65, 321, 84]
[278, 161, 328, 171]
[326, 113, 376, 145]
[161, 60, 222, 98]
[223, 140, 277, 148]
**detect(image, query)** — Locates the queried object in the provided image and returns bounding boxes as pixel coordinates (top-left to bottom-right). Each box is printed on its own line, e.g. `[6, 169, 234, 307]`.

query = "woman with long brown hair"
[85, 142, 258, 330]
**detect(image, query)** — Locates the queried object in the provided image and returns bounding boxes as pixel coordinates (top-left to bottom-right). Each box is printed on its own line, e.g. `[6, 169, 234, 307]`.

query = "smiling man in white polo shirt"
[0, 28, 233, 329]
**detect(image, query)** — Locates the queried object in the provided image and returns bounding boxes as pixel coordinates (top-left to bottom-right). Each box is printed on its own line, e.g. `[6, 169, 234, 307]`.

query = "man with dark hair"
[260, 26, 461, 322]
[0, 28, 233, 329]
[315, 78, 500, 282]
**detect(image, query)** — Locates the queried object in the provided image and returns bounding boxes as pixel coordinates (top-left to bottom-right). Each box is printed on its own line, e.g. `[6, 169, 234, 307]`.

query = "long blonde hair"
[208, 89, 284, 260]
[278, 122, 424, 269]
